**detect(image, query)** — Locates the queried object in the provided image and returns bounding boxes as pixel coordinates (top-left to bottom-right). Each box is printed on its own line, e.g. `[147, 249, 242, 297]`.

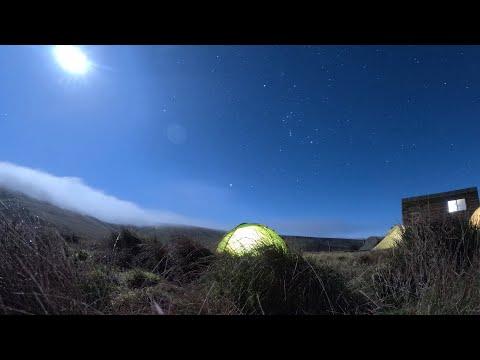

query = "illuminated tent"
[471, 207, 480, 227]
[372, 225, 405, 250]
[217, 223, 288, 255]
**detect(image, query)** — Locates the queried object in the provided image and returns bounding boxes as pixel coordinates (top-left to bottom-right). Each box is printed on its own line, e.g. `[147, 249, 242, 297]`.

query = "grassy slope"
[0, 189, 120, 241]
[282, 235, 364, 252]
[0, 187, 365, 251]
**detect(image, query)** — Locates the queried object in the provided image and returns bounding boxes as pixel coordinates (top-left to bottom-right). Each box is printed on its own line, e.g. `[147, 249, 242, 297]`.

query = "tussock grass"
[4, 211, 480, 315]
[124, 269, 161, 289]
[101, 229, 214, 284]
[368, 213, 480, 314]
[0, 218, 88, 314]
[202, 245, 367, 315]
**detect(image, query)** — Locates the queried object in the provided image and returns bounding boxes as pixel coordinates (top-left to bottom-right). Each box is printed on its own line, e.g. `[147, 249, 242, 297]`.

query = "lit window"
[448, 198, 467, 213]
[457, 198, 467, 211]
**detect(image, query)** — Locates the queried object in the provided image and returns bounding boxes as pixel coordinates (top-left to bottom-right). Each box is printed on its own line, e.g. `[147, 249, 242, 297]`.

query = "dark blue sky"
[1, 45, 479, 238]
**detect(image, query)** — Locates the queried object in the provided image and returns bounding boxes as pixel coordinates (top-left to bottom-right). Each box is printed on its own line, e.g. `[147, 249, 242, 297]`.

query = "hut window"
[448, 199, 467, 213]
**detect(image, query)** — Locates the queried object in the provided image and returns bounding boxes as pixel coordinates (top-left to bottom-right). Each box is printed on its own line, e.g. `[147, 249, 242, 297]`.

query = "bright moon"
[53, 45, 90, 75]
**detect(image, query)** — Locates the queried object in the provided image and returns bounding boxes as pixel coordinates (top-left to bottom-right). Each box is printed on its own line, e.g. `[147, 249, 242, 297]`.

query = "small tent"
[359, 236, 384, 251]
[372, 225, 405, 250]
[217, 223, 288, 255]
[471, 207, 480, 227]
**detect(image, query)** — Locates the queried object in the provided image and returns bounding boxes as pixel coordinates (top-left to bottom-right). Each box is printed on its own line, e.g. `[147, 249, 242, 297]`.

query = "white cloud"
[0, 161, 217, 228]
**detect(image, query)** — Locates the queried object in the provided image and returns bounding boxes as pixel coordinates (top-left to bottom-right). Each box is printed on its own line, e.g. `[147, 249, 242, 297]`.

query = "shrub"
[105, 228, 145, 269]
[203, 245, 364, 315]
[167, 236, 214, 283]
[370, 213, 480, 314]
[101, 230, 214, 285]
[74, 249, 90, 262]
[125, 269, 161, 288]
[134, 237, 171, 273]
[62, 232, 81, 244]
[136, 235, 214, 283]
[80, 266, 118, 312]
[0, 220, 87, 314]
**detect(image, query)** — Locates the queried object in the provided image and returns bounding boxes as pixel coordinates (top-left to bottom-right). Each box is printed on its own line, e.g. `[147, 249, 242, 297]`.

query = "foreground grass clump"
[202, 245, 366, 315]
[304, 250, 385, 283]
[124, 269, 161, 288]
[0, 220, 88, 314]
[370, 215, 480, 314]
[102, 229, 213, 284]
[79, 265, 119, 313]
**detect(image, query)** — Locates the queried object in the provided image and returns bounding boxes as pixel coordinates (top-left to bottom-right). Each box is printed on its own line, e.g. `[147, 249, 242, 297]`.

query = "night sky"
[1, 45, 479, 238]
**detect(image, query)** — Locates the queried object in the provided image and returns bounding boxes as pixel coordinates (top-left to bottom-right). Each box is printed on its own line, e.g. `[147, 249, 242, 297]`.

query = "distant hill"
[359, 236, 384, 251]
[282, 235, 364, 252]
[0, 188, 120, 241]
[135, 225, 226, 248]
[136, 227, 364, 252]
[0, 187, 365, 251]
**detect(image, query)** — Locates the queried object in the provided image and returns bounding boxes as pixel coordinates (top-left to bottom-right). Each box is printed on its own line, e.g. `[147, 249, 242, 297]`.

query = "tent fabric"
[372, 208, 480, 251]
[359, 236, 384, 251]
[471, 207, 480, 227]
[217, 223, 288, 255]
[372, 225, 405, 250]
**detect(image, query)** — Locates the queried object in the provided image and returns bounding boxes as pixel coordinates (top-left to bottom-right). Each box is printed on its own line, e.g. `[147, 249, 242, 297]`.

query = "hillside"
[359, 236, 384, 251]
[0, 188, 121, 241]
[136, 225, 226, 248]
[0, 187, 365, 251]
[282, 235, 364, 252]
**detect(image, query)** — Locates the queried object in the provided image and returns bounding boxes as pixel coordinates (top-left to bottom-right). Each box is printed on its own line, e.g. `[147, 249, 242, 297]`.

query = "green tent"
[217, 223, 288, 255]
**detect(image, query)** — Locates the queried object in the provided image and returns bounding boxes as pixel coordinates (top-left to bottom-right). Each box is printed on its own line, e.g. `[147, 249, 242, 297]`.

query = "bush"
[358, 252, 379, 265]
[137, 235, 214, 283]
[62, 232, 81, 244]
[0, 220, 87, 314]
[80, 266, 118, 312]
[203, 245, 364, 315]
[73, 249, 90, 262]
[134, 237, 171, 273]
[370, 213, 480, 314]
[168, 236, 214, 283]
[105, 228, 145, 268]
[105, 231, 214, 284]
[125, 269, 161, 288]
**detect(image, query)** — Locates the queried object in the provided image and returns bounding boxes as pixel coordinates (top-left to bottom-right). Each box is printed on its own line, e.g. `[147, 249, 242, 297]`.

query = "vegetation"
[2, 212, 480, 314]
[368, 215, 480, 314]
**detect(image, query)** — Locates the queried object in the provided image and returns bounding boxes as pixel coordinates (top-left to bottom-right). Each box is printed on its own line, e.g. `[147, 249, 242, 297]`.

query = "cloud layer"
[0, 161, 389, 238]
[0, 161, 215, 228]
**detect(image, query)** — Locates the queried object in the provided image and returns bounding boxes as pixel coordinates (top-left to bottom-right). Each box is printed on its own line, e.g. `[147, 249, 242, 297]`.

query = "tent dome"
[217, 223, 287, 255]
[372, 225, 405, 250]
[471, 207, 480, 227]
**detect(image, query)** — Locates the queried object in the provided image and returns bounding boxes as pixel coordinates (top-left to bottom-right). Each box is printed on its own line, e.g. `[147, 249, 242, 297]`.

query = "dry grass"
[202, 245, 369, 315]
[367, 213, 480, 314]
[304, 251, 386, 288]
[0, 218, 89, 314]
[4, 211, 480, 315]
